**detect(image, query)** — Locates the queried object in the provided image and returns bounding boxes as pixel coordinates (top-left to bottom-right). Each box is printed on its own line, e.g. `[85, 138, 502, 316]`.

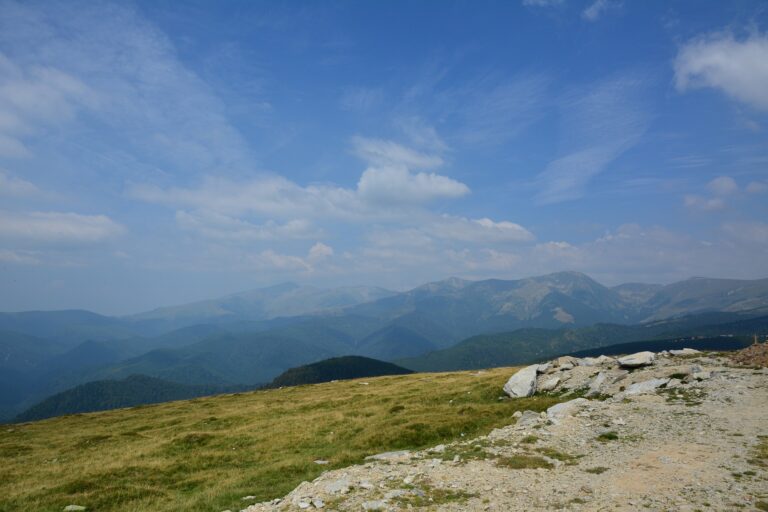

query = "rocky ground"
[239, 346, 768, 512]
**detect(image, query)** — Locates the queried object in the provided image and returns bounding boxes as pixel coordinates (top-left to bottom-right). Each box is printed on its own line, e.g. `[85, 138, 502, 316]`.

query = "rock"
[503, 364, 541, 398]
[666, 378, 683, 388]
[553, 356, 578, 371]
[362, 500, 387, 511]
[669, 348, 700, 356]
[692, 371, 712, 381]
[596, 355, 616, 365]
[586, 372, 607, 397]
[512, 411, 523, 418]
[365, 450, 411, 461]
[298, 502, 311, 509]
[63, 507, 86, 512]
[624, 378, 669, 395]
[241, 495, 256, 500]
[539, 376, 560, 392]
[312, 498, 325, 508]
[537, 363, 551, 373]
[324, 478, 351, 494]
[618, 351, 655, 368]
[546, 398, 589, 424]
[577, 357, 599, 367]
[314, 459, 329, 465]
[430, 444, 446, 453]
[515, 410, 542, 428]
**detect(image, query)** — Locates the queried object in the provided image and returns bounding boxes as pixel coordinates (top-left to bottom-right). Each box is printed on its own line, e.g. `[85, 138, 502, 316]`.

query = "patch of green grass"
[495, 454, 553, 470]
[748, 437, 768, 468]
[393, 484, 476, 507]
[596, 431, 619, 442]
[755, 501, 768, 511]
[520, 435, 539, 444]
[585, 466, 609, 474]
[535, 446, 580, 464]
[0, 366, 565, 512]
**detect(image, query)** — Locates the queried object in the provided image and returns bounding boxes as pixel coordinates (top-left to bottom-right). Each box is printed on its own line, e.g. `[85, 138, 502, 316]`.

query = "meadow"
[0, 366, 565, 512]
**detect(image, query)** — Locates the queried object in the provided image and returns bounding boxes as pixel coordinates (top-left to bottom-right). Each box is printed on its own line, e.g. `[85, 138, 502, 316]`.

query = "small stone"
[63, 507, 86, 512]
[314, 459, 329, 465]
[298, 501, 311, 509]
[241, 495, 256, 500]
[312, 498, 325, 508]
[692, 371, 711, 381]
[362, 500, 387, 511]
[669, 348, 700, 356]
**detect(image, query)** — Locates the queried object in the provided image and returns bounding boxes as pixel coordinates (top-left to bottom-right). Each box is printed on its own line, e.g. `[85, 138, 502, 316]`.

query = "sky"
[0, 0, 767, 315]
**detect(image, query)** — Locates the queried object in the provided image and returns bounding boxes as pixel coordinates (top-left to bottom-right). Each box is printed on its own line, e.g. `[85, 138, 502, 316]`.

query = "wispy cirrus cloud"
[0, 211, 124, 243]
[534, 74, 651, 204]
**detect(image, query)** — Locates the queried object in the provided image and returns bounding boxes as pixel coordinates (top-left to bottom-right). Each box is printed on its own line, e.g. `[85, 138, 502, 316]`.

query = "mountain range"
[3, 271, 768, 421]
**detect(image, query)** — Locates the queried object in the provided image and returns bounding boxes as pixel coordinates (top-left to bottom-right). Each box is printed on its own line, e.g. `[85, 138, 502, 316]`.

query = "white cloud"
[707, 175, 738, 195]
[684, 194, 725, 212]
[0, 249, 40, 265]
[582, 0, 619, 21]
[175, 210, 321, 242]
[425, 216, 534, 243]
[352, 136, 443, 169]
[746, 181, 768, 194]
[675, 31, 768, 111]
[0, 170, 40, 196]
[356, 166, 469, 205]
[308, 242, 334, 260]
[0, 51, 94, 158]
[0, 211, 124, 242]
[522, 0, 564, 6]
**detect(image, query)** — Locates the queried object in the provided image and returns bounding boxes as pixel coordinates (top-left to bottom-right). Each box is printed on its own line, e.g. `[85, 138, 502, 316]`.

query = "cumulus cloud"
[0, 211, 124, 242]
[356, 166, 469, 205]
[707, 176, 738, 195]
[675, 31, 768, 111]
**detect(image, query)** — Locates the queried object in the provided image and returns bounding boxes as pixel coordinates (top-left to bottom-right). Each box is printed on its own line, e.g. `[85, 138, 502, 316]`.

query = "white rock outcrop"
[503, 364, 541, 398]
[624, 378, 669, 395]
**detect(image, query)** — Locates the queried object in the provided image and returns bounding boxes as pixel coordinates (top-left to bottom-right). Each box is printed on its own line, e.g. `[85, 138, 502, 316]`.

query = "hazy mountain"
[641, 277, 768, 321]
[127, 283, 396, 330]
[611, 283, 664, 306]
[397, 312, 768, 372]
[269, 356, 413, 388]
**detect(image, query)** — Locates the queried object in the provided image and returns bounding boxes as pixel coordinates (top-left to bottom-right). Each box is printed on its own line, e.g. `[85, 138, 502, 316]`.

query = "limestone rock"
[63, 507, 86, 512]
[586, 372, 607, 397]
[624, 378, 669, 395]
[503, 364, 541, 398]
[553, 356, 578, 371]
[365, 450, 411, 462]
[515, 410, 542, 428]
[546, 398, 589, 424]
[669, 348, 700, 356]
[539, 376, 560, 392]
[618, 351, 655, 368]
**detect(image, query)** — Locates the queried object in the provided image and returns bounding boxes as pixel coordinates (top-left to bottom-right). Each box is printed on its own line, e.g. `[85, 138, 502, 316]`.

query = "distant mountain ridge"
[3, 272, 768, 421]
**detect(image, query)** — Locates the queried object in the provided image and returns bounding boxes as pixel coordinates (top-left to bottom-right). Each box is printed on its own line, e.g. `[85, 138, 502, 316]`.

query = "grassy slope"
[0, 367, 562, 512]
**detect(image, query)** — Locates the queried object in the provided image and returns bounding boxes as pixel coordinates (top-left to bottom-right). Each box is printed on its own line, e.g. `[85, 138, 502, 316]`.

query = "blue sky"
[0, 0, 767, 314]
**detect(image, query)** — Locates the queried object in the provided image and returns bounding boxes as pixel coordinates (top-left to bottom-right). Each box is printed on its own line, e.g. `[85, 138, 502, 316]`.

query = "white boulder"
[618, 351, 655, 368]
[503, 364, 541, 398]
[669, 348, 700, 356]
[538, 376, 560, 392]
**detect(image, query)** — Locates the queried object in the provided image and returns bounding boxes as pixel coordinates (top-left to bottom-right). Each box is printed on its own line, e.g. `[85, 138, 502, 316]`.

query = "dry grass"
[0, 367, 563, 512]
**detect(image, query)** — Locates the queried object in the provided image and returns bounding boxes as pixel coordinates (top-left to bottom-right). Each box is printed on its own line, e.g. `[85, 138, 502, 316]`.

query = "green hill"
[269, 356, 413, 388]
